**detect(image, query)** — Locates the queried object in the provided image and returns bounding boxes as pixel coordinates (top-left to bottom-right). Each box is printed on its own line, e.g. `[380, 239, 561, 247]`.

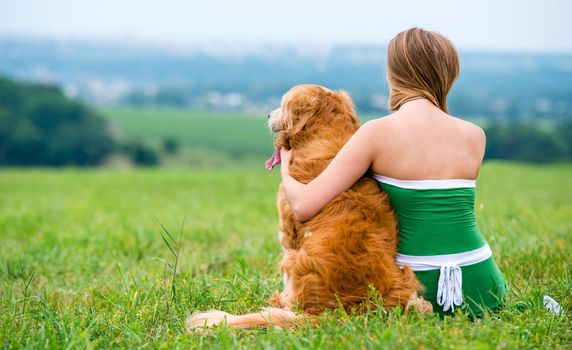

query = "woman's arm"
[280, 121, 378, 222]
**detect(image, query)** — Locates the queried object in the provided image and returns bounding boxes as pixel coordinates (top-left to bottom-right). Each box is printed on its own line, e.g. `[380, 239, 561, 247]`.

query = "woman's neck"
[398, 97, 442, 114]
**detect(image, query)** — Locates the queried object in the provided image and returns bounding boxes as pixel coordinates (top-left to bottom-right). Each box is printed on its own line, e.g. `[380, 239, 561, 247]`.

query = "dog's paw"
[416, 298, 433, 313]
[405, 297, 433, 314]
[186, 310, 234, 334]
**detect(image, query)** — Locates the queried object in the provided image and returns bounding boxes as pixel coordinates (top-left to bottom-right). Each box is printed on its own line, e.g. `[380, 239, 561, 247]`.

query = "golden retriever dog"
[187, 84, 431, 332]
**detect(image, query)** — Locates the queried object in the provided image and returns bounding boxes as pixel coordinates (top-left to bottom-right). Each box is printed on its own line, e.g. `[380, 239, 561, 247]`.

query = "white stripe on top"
[371, 174, 476, 190]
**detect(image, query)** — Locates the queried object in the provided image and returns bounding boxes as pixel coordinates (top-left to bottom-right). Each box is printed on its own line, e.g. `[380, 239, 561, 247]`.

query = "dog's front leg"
[277, 186, 298, 250]
[269, 248, 295, 309]
[269, 187, 298, 308]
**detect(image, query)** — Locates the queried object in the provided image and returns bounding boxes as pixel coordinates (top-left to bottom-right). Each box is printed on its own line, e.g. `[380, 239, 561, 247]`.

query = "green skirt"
[415, 257, 508, 315]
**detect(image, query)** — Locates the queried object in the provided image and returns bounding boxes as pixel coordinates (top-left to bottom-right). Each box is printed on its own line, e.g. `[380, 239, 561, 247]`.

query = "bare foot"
[186, 310, 235, 333]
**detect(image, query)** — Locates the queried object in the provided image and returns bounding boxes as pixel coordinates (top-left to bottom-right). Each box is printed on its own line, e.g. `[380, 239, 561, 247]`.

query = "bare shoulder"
[359, 113, 400, 135]
[450, 116, 486, 154]
[454, 117, 485, 143]
[356, 113, 408, 153]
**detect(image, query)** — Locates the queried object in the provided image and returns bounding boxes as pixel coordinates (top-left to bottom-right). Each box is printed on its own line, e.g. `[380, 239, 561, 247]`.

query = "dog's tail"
[186, 307, 302, 333]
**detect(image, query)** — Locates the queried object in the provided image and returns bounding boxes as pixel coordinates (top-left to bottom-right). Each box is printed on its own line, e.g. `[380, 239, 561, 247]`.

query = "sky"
[1, 0, 571, 52]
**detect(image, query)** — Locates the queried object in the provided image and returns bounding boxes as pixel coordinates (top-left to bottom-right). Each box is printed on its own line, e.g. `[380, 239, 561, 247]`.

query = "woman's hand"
[280, 148, 292, 177]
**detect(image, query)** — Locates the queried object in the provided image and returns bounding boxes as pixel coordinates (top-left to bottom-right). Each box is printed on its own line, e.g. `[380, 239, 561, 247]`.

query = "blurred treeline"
[1, 76, 571, 166]
[0, 77, 159, 166]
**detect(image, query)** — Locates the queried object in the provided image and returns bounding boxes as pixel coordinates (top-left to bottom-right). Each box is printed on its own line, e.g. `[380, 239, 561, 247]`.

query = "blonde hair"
[387, 28, 460, 113]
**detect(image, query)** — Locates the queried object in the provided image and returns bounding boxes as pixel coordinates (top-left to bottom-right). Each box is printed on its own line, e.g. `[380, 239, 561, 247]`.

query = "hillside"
[1, 37, 571, 121]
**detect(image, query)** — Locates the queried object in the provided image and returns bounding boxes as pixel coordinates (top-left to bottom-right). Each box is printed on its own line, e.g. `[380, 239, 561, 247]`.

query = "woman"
[279, 28, 508, 315]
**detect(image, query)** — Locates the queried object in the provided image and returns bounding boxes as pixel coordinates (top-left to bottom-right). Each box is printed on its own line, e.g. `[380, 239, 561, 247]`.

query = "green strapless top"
[371, 174, 508, 315]
[376, 178, 485, 255]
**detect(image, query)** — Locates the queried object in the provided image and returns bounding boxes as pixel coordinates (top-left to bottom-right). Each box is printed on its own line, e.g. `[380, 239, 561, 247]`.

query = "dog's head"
[265, 84, 358, 170]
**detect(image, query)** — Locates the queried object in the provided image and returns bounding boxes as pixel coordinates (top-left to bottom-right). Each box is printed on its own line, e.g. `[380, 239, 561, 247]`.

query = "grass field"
[0, 162, 571, 348]
[100, 107, 382, 165]
[102, 107, 274, 159]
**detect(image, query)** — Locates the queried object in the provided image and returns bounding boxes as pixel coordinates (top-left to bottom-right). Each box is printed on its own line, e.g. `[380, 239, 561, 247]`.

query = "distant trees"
[118, 141, 159, 166]
[0, 77, 162, 167]
[0, 77, 114, 166]
[557, 119, 572, 157]
[484, 122, 571, 162]
[0, 76, 570, 167]
[162, 137, 180, 154]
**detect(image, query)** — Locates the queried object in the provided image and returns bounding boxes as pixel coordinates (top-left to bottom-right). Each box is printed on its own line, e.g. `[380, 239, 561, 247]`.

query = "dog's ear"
[289, 105, 318, 136]
[334, 90, 359, 124]
[296, 89, 357, 133]
[278, 91, 322, 147]
[279, 86, 356, 149]
[275, 112, 313, 150]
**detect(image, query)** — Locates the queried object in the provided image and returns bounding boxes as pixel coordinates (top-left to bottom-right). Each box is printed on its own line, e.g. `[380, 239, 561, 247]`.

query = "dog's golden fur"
[187, 84, 431, 332]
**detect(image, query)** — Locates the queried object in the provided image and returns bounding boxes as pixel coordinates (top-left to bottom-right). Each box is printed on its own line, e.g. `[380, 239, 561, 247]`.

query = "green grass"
[100, 107, 382, 163]
[0, 162, 571, 349]
[101, 107, 274, 159]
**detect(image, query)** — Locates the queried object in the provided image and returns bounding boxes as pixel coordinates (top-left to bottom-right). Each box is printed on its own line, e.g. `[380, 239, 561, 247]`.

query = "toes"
[186, 310, 232, 333]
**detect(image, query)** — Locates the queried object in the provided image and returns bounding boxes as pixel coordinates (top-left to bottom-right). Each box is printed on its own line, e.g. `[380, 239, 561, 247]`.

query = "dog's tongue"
[265, 147, 282, 171]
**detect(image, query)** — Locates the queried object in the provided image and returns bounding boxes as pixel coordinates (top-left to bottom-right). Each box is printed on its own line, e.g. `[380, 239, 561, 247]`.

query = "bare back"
[369, 99, 486, 180]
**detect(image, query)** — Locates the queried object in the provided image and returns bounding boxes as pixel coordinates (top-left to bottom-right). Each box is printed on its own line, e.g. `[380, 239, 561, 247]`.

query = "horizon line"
[2, 32, 572, 56]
